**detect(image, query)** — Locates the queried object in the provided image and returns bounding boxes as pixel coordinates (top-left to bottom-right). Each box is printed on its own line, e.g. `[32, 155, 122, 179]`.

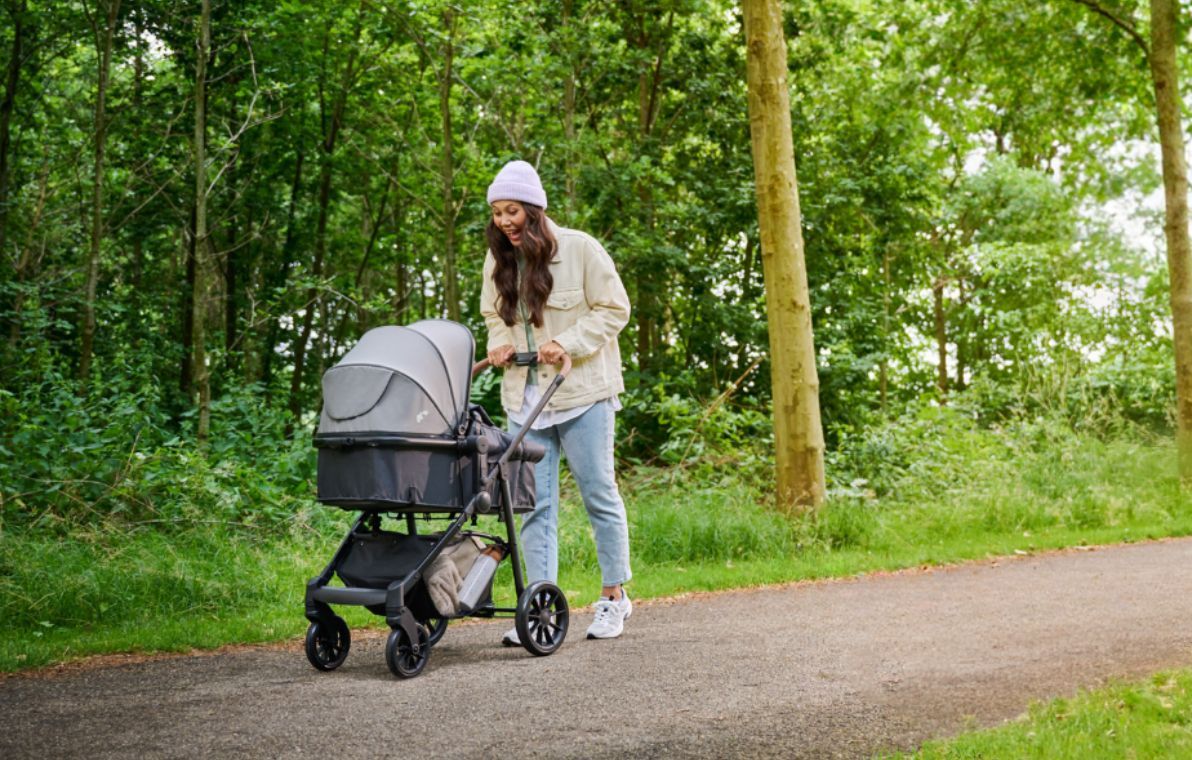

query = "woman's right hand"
[487, 344, 515, 368]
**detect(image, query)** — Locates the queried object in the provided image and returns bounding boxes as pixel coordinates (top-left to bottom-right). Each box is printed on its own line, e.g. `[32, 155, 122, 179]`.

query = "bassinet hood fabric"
[317, 320, 475, 436]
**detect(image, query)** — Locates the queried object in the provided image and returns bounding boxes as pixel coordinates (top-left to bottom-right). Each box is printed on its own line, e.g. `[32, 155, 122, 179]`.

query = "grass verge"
[2, 422, 1189, 673]
[889, 669, 1192, 758]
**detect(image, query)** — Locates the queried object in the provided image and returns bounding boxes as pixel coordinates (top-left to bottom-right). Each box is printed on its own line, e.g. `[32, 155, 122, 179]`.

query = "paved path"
[5, 539, 1192, 759]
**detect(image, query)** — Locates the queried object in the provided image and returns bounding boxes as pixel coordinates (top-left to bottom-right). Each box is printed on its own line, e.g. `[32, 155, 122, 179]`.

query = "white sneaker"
[502, 627, 520, 646]
[586, 592, 632, 639]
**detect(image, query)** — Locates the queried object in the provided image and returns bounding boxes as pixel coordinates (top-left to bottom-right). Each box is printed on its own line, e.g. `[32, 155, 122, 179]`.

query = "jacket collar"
[545, 216, 563, 263]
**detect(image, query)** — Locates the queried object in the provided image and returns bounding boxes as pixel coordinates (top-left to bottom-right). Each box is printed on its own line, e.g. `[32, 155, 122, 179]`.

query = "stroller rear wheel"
[515, 581, 569, 656]
[304, 616, 350, 671]
[386, 624, 430, 678]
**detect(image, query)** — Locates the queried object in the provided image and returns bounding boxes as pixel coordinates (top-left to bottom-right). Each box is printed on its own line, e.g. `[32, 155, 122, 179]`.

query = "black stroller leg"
[498, 463, 527, 598]
[305, 512, 366, 624]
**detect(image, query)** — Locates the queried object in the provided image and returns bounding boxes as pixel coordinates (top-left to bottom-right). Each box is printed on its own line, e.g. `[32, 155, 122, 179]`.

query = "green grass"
[2, 421, 1190, 673]
[889, 670, 1192, 759]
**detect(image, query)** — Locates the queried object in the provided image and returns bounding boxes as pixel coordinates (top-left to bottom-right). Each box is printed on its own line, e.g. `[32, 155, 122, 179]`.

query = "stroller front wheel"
[386, 624, 430, 678]
[515, 581, 569, 656]
[304, 617, 350, 671]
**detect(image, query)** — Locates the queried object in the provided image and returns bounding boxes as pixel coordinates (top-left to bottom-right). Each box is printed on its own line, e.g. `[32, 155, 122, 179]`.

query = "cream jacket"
[480, 218, 631, 413]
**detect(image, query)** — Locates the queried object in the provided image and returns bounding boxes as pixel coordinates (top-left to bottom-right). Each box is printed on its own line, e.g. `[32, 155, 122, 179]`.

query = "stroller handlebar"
[471, 352, 572, 381]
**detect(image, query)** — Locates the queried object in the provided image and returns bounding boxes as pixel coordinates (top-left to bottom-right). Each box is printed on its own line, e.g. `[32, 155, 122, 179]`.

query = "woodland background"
[0, 0, 1190, 667]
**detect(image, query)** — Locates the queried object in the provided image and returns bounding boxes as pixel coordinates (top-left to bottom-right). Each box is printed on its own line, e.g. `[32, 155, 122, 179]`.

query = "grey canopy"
[317, 320, 476, 437]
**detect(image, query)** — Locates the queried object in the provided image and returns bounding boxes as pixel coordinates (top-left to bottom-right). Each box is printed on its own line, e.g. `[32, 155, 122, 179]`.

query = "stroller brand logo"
[417, 410, 428, 423]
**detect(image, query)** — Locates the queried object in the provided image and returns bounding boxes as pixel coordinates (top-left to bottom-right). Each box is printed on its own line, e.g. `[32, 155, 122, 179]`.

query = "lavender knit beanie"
[486, 160, 548, 209]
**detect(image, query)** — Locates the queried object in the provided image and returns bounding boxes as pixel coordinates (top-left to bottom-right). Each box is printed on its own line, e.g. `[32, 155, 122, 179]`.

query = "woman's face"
[491, 200, 526, 247]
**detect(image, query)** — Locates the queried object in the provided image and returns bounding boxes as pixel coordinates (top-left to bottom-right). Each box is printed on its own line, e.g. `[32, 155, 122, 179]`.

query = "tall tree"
[741, 0, 826, 509]
[191, 0, 211, 442]
[0, 0, 29, 256]
[78, 0, 122, 383]
[437, 5, 461, 321]
[1069, 0, 1192, 482]
[1147, 0, 1192, 483]
[287, 3, 365, 431]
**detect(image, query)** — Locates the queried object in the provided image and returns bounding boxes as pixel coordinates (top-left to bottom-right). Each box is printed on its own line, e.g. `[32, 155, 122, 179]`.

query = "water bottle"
[458, 546, 504, 612]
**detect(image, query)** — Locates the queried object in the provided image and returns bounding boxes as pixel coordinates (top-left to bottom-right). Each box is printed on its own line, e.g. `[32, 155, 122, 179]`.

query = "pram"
[303, 319, 570, 678]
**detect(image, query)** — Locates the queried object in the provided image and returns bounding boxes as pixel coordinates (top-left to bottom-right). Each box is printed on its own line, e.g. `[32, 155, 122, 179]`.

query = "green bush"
[1, 370, 319, 532]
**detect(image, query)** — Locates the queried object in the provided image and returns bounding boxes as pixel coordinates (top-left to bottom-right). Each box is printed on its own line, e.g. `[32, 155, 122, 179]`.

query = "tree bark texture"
[562, 0, 578, 212]
[261, 148, 304, 386]
[438, 6, 460, 322]
[741, 0, 826, 510]
[8, 145, 48, 347]
[1149, 0, 1192, 484]
[933, 276, 948, 402]
[131, 2, 144, 292]
[0, 0, 29, 257]
[180, 204, 196, 395]
[79, 0, 121, 383]
[881, 246, 891, 416]
[192, 0, 211, 442]
[627, 4, 672, 374]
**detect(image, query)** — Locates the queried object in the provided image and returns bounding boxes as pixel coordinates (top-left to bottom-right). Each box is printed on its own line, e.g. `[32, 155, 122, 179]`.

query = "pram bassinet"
[313, 321, 538, 512]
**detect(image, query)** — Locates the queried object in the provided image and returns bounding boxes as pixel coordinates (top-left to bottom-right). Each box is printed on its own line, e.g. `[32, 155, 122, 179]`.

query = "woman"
[479, 160, 633, 642]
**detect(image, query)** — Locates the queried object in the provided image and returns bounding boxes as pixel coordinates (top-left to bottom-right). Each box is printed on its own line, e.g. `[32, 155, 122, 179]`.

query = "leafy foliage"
[0, 0, 1185, 671]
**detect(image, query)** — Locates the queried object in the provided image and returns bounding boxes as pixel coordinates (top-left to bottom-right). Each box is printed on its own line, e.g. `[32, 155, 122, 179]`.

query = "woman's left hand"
[538, 340, 568, 365]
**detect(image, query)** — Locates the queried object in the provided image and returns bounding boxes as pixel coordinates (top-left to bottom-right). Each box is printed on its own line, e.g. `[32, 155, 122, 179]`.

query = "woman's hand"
[487, 344, 515, 368]
[538, 340, 568, 366]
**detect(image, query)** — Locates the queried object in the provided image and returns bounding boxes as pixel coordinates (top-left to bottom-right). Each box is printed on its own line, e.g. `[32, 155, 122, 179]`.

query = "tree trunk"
[0, 0, 28, 257]
[261, 148, 304, 387]
[287, 151, 335, 432]
[741, 0, 826, 510]
[1149, 0, 1192, 484]
[438, 6, 461, 322]
[225, 222, 239, 362]
[933, 275, 948, 403]
[192, 0, 211, 442]
[130, 2, 144, 292]
[79, 0, 122, 383]
[180, 204, 196, 396]
[561, 0, 578, 212]
[222, 136, 246, 371]
[880, 246, 891, 416]
[956, 278, 967, 391]
[391, 155, 409, 323]
[627, 6, 671, 375]
[8, 144, 48, 347]
[287, 11, 362, 433]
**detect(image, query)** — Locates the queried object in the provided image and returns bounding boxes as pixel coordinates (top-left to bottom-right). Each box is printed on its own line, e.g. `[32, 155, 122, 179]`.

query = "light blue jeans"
[508, 400, 632, 587]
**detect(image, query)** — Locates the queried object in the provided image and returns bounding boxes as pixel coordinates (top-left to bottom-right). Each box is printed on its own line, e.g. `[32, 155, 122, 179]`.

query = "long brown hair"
[485, 203, 556, 327]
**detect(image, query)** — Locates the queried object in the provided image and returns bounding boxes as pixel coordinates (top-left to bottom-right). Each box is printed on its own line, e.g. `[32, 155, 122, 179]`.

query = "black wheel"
[515, 581, 569, 656]
[385, 624, 430, 678]
[304, 617, 350, 671]
[425, 616, 448, 646]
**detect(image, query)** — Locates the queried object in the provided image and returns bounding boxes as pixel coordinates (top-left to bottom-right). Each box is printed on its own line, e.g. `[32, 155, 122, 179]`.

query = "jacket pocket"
[546, 288, 584, 310]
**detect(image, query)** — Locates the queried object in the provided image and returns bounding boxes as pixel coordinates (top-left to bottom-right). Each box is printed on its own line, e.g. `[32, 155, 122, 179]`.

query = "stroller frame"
[303, 354, 571, 678]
